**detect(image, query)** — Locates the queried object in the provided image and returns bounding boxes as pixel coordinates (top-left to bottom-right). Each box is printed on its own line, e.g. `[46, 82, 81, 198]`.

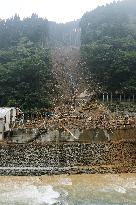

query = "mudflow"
[21, 46, 136, 134]
[51, 46, 88, 103]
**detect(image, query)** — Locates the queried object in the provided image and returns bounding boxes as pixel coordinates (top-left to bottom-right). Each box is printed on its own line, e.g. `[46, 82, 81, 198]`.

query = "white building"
[0, 107, 23, 140]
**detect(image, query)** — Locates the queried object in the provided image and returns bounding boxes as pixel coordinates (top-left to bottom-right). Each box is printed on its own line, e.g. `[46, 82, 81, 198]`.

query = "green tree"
[80, 0, 136, 94]
[0, 39, 54, 110]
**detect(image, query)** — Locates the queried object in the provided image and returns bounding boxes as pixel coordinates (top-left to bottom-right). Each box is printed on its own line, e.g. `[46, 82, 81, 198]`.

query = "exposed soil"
[14, 47, 136, 134]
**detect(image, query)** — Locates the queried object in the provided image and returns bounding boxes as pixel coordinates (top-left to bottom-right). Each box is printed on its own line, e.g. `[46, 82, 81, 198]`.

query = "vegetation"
[0, 15, 54, 111]
[80, 0, 136, 94]
[0, 0, 136, 111]
[49, 20, 80, 47]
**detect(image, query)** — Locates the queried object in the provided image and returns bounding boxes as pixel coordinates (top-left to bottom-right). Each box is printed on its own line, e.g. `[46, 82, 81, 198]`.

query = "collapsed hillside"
[51, 46, 101, 104]
[51, 46, 86, 102]
[20, 46, 136, 133]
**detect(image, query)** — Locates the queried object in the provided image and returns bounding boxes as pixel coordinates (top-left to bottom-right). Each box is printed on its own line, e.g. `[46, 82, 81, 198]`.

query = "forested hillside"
[80, 0, 136, 94]
[0, 14, 82, 111]
[0, 0, 136, 112]
[49, 20, 81, 47]
[0, 14, 48, 49]
[0, 14, 55, 110]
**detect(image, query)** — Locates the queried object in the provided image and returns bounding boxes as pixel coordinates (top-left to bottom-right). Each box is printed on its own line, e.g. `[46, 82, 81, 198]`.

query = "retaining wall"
[0, 141, 135, 175]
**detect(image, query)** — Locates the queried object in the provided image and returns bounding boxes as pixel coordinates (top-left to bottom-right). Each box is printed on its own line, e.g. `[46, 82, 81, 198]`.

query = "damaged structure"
[0, 107, 23, 140]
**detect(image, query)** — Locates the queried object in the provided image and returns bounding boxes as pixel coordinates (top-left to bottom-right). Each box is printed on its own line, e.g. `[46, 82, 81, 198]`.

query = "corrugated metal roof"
[0, 107, 14, 118]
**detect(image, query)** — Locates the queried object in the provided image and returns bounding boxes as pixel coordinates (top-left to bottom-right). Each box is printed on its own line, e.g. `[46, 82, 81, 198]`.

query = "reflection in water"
[0, 174, 136, 205]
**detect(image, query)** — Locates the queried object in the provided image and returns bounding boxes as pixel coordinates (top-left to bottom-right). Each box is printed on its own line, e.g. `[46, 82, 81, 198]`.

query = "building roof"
[0, 107, 14, 118]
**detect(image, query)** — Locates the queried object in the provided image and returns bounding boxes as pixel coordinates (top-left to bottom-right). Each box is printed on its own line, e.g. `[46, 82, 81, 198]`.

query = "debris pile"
[19, 98, 136, 133]
[14, 46, 136, 133]
[51, 46, 98, 104]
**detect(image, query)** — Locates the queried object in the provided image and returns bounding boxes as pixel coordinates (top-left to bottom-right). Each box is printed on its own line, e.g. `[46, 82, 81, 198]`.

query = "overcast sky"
[0, 0, 118, 23]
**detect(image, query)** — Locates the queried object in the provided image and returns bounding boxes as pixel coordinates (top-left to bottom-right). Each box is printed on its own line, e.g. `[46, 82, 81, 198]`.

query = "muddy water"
[0, 174, 136, 205]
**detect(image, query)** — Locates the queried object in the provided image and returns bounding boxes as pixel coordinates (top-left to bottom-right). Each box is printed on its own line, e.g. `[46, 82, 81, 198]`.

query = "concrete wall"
[0, 119, 4, 140]
[0, 141, 135, 175]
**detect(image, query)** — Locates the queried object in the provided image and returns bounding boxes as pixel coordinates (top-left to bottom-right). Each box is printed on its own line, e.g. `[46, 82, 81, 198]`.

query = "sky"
[0, 0, 118, 23]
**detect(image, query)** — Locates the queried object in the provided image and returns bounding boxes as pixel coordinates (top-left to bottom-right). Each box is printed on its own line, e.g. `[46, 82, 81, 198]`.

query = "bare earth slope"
[51, 46, 88, 103]
[21, 47, 136, 132]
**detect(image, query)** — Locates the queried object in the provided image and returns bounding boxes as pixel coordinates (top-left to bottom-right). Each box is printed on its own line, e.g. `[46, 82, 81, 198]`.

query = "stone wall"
[0, 141, 135, 175]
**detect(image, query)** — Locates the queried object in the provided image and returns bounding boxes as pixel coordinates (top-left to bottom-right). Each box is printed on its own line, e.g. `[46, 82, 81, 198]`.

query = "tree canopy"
[80, 0, 136, 94]
[0, 15, 54, 111]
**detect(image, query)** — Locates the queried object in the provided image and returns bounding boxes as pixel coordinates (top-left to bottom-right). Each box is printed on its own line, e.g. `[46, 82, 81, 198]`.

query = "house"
[0, 107, 23, 140]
